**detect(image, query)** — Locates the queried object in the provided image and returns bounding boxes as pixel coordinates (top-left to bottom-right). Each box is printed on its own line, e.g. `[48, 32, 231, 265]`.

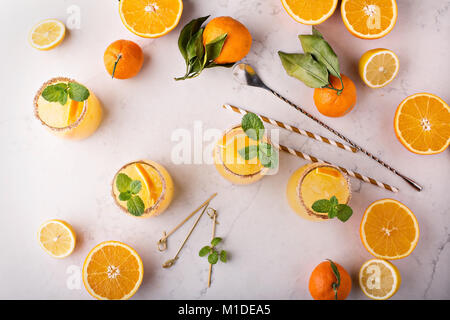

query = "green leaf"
[68, 82, 90, 102]
[278, 51, 329, 88]
[336, 204, 353, 222]
[238, 145, 258, 160]
[299, 34, 340, 78]
[127, 196, 145, 216]
[129, 180, 142, 194]
[199, 246, 211, 257]
[204, 33, 227, 64]
[220, 250, 227, 263]
[312, 26, 324, 38]
[211, 237, 222, 247]
[205, 62, 235, 69]
[118, 191, 131, 201]
[208, 251, 219, 264]
[241, 113, 265, 141]
[327, 259, 341, 300]
[330, 196, 338, 206]
[311, 199, 331, 213]
[187, 28, 204, 61]
[116, 173, 132, 193]
[328, 206, 338, 219]
[258, 142, 278, 169]
[178, 15, 209, 62]
[42, 83, 68, 105]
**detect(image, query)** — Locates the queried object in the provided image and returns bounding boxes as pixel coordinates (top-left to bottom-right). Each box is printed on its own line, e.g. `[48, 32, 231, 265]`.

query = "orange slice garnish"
[394, 93, 450, 155]
[315, 167, 342, 179]
[135, 163, 155, 208]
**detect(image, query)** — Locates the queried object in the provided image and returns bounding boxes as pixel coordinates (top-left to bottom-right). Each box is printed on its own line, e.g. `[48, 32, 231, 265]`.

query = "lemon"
[359, 49, 399, 88]
[359, 259, 401, 300]
[38, 219, 76, 258]
[29, 19, 66, 50]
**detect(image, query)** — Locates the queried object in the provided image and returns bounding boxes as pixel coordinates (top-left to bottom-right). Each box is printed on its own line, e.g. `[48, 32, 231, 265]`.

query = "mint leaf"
[258, 142, 278, 169]
[129, 180, 142, 194]
[208, 251, 219, 264]
[116, 173, 132, 193]
[42, 83, 68, 105]
[68, 82, 90, 102]
[336, 204, 353, 222]
[127, 196, 145, 216]
[330, 196, 338, 207]
[199, 246, 211, 257]
[328, 206, 338, 219]
[311, 199, 331, 213]
[220, 250, 227, 263]
[241, 113, 264, 141]
[211, 237, 222, 247]
[238, 145, 258, 160]
[119, 191, 131, 201]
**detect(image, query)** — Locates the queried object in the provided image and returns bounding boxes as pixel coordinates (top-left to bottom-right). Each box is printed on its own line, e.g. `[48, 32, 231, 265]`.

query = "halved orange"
[83, 241, 144, 300]
[360, 199, 419, 260]
[341, 0, 397, 39]
[394, 93, 450, 155]
[119, 0, 183, 38]
[281, 0, 338, 25]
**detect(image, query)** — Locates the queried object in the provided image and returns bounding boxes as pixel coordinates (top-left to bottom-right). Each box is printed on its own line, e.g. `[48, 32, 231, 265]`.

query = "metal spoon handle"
[268, 88, 423, 192]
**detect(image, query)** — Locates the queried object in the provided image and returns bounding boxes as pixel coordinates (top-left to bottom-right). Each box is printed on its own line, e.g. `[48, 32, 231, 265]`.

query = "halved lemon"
[359, 259, 401, 300]
[360, 199, 419, 260]
[341, 0, 397, 39]
[82, 241, 144, 300]
[29, 19, 66, 50]
[394, 93, 450, 155]
[359, 48, 399, 88]
[38, 219, 76, 258]
[281, 0, 338, 25]
[119, 0, 183, 38]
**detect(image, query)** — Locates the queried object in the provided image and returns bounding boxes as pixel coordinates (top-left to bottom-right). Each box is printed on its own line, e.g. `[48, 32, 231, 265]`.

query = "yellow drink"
[34, 77, 102, 139]
[213, 125, 269, 185]
[112, 160, 174, 218]
[286, 163, 351, 221]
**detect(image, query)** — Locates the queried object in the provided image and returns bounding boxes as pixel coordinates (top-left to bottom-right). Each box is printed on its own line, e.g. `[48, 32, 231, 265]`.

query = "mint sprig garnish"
[175, 16, 234, 81]
[199, 237, 227, 264]
[311, 195, 353, 222]
[238, 113, 278, 169]
[42, 81, 90, 106]
[116, 173, 145, 216]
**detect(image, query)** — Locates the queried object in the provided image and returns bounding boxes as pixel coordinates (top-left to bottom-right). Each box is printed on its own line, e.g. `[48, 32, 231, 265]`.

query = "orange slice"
[135, 163, 155, 208]
[38, 219, 76, 258]
[360, 199, 419, 260]
[119, 0, 183, 38]
[315, 166, 342, 179]
[394, 93, 450, 155]
[281, 0, 338, 25]
[83, 241, 144, 300]
[341, 0, 397, 39]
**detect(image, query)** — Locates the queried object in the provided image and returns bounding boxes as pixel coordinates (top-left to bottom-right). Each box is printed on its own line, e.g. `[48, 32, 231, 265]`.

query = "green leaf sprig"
[116, 173, 145, 216]
[278, 27, 344, 95]
[42, 82, 90, 106]
[175, 16, 234, 81]
[237, 113, 279, 169]
[199, 237, 227, 264]
[311, 195, 353, 222]
[327, 259, 341, 300]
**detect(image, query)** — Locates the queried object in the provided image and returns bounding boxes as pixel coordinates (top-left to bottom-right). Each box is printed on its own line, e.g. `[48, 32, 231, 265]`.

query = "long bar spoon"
[232, 63, 422, 191]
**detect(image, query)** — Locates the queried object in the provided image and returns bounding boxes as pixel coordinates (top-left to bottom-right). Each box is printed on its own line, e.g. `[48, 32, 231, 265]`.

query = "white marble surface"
[1, 0, 449, 300]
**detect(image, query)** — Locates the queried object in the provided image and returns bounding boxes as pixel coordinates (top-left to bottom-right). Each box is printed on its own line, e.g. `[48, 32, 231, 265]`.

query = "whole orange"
[313, 74, 357, 117]
[104, 40, 144, 79]
[308, 260, 352, 300]
[202, 16, 252, 64]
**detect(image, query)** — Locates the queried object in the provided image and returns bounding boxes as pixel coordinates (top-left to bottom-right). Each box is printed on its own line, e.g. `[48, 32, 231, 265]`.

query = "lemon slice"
[38, 219, 76, 258]
[359, 259, 401, 300]
[359, 49, 399, 88]
[29, 19, 66, 50]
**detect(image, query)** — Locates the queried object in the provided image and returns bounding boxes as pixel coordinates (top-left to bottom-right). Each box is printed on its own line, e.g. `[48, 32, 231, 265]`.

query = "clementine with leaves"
[309, 259, 352, 300]
[104, 40, 144, 79]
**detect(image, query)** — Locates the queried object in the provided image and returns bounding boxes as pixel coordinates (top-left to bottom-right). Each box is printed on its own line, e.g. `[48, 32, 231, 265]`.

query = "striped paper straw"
[274, 143, 399, 193]
[222, 104, 357, 153]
